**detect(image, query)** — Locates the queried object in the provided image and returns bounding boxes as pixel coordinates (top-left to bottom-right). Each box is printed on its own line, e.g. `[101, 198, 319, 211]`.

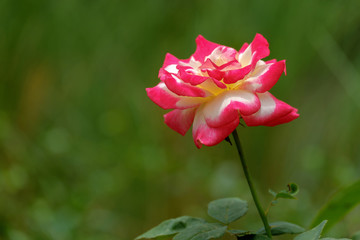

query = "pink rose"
[147, 34, 299, 148]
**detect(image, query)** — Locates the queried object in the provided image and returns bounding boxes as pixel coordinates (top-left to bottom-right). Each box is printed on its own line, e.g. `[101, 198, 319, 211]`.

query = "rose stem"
[232, 129, 272, 239]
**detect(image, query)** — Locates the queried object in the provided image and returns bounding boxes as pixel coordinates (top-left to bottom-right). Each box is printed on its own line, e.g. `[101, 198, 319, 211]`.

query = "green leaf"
[256, 221, 305, 235]
[207, 198, 248, 224]
[320, 238, 351, 240]
[269, 183, 299, 201]
[294, 220, 327, 240]
[174, 223, 227, 240]
[227, 229, 253, 237]
[311, 180, 360, 232]
[352, 231, 360, 240]
[275, 191, 296, 199]
[269, 189, 277, 197]
[219, 232, 237, 240]
[136, 216, 206, 240]
[288, 183, 299, 195]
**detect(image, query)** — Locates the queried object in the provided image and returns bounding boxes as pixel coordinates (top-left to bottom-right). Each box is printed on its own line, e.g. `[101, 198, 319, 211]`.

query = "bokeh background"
[1, 0, 360, 239]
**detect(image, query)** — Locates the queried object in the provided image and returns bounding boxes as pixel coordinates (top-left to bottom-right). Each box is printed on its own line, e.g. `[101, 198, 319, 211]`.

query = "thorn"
[225, 136, 232, 146]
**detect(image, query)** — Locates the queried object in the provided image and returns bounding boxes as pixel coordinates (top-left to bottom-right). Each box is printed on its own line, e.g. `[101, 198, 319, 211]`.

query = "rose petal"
[178, 66, 209, 85]
[265, 59, 277, 64]
[164, 108, 196, 135]
[206, 59, 252, 84]
[164, 74, 212, 97]
[250, 33, 270, 60]
[212, 78, 227, 89]
[265, 108, 299, 126]
[242, 92, 298, 126]
[219, 60, 242, 71]
[178, 56, 202, 69]
[239, 42, 249, 54]
[193, 106, 239, 148]
[242, 60, 286, 93]
[202, 90, 261, 128]
[158, 53, 180, 80]
[146, 82, 206, 109]
[206, 68, 224, 81]
[205, 46, 237, 66]
[237, 34, 270, 68]
[192, 35, 221, 63]
[197, 78, 226, 96]
[222, 65, 252, 84]
[200, 58, 218, 71]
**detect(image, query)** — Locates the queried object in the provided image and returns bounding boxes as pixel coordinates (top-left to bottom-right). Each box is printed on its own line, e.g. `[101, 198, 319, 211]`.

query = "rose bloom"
[147, 34, 299, 148]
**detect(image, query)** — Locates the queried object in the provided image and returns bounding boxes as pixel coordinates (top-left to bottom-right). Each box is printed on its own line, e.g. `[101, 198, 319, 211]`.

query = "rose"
[147, 34, 299, 148]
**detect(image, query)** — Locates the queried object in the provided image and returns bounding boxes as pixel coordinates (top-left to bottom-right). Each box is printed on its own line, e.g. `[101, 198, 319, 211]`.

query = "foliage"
[311, 180, 360, 233]
[137, 197, 355, 240]
[256, 222, 304, 236]
[269, 183, 299, 200]
[136, 216, 205, 240]
[136, 197, 309, 240]
[294, 221, 351, 240]
[207, 198, 248, 225]
[267, 183, 299, 214]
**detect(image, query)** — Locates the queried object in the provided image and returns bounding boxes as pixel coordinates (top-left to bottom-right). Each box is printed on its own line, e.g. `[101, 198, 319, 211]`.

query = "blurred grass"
[0, 0, 360, 239]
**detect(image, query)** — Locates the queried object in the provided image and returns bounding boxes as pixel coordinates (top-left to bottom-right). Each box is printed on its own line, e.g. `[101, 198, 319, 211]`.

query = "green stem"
[232, 129, 272, 239]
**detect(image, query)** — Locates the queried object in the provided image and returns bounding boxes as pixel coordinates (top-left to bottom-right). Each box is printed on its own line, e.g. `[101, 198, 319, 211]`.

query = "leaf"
[227, 229, 253, 237]
[288, 183, 299, 195]
[269, 189, 277, 198]
[219, 232, 237, 240]
[269, 183, 299, 201]
[227, 229, 258, 240]
[207, 198, 248, 224]
[136, 216, 205, 240]
[294, 220, 327, 240]
[311, 180, 360, 232]
[256, 221, 305, 235]
[352, 231, 360, 240]
[275, 191, 296, 199]
[320, 238, 351, 240]
[174, 223, 227, 240]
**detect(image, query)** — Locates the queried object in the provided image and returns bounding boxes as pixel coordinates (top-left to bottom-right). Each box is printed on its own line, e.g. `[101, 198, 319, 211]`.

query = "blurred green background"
[1, 0, 360, 239]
